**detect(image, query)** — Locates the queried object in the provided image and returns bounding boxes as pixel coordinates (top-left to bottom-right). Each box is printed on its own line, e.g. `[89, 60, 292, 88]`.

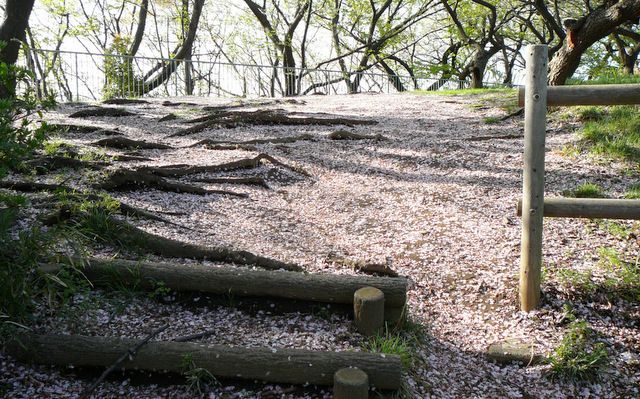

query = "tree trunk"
[548, 0, 640, 85]
[140, 0, 204, 94]
[0, 0, 36, 98]
[128, 0, 148, 56]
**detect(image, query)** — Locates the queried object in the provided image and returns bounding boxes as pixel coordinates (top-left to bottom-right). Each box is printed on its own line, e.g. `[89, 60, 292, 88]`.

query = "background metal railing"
[19, 48, 505, 101]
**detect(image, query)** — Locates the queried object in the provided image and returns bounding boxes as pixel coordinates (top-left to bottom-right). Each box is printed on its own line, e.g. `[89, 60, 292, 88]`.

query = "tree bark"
[548, 0, 640, 85]
[140, 0, 204, 94]
[0, 0, 36, 98]
[128, 0, 149, 56]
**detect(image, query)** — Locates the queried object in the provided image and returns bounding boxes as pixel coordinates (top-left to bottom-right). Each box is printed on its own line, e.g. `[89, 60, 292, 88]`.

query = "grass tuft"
[548, 320, 608, 381]
[624, 184, 640, 199]
[578, 106, 640, 163]
[563, 183, 607, 198]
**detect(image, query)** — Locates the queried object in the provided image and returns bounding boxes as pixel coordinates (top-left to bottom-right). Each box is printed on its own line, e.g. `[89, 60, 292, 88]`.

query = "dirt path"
[2, 93, 638, 398]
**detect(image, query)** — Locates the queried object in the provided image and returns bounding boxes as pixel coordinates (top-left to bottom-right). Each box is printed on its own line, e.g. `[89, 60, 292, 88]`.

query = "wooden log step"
[7, 333, 402, 389]
[49, 258, 407, 309]
[516, 197, 640, 220]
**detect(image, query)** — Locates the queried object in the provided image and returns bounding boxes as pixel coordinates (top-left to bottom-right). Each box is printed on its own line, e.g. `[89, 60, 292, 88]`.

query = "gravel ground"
[1, 93, 639, 398]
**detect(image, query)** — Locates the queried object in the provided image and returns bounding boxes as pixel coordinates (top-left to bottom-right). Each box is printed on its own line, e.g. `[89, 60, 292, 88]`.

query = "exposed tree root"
[111, 154, 153, 162]
[50, 124, 101, 133]
[140, 153, 309, 178]
[92, 137, 173, 150]
[328, 130, 386, 141]
[69, 107, 136, 118]
[0, 180, 64, 192]
[97, 169, 248, 197]
[500, 107, 524, 121]
[191, 176, 269, 188]
[188, 134, 314, 148]
[90, 217, 302, 271]
[466, 134, 523, 141]
[162, 100, 198, 107]
[326, 254, 398, 277]
[198, 144, 258, 151]
[102, 98, 150, 105]
[95, 129, 125, 136]
[168, 109, 377, 138]
[26, 156, 108, 173]
[159, 113, 178, 122]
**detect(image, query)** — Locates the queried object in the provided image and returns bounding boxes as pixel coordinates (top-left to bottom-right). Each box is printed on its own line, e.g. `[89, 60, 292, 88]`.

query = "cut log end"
[354, 287, 385, 337]
[333, 368, 369, 399]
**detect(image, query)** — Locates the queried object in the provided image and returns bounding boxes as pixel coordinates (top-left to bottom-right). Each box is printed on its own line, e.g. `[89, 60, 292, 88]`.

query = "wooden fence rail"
[518, 44, 640, 311]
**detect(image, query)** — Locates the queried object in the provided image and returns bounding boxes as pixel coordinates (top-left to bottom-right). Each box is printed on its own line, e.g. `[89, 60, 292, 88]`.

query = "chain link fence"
[20, 48, 504, 101]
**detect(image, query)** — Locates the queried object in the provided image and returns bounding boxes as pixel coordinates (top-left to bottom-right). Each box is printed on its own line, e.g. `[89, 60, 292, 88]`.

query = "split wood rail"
[517, 44, 640, 311]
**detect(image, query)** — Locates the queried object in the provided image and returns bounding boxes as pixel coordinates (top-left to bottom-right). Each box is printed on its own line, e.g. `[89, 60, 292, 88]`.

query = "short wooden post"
[354, 286, 385, 336]
[333, 367, 369, 399]
[519, 45, 548, 311]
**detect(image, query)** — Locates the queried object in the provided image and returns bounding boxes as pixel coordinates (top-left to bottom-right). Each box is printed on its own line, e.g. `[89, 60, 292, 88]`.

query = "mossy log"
[69, 107, 136, 118]
[96, 220, 303, 272]
[97, 169, 248, 197]
[54, 257, 406, 308]
[92, 137, 173, 150]
[7, 333, 402, 389]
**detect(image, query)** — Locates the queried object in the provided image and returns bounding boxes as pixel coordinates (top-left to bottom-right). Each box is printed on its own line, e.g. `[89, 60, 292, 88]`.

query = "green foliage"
[624, 184, 640, 199]
[576, 106, 605, 122]
[568, 71, 640, 85]
[181, 353, 218, 394]
[0, 220, 87, 330]
[362, 321, 425, 369]
[598, 247, 639, 302]
[0, 47, 56, 178]
[103, 35, 143, 99]
[482, 116, 500, 124]
[563, 183, 606, 198]
[579, 106, 640, 163]
[548, 320, 608, 381]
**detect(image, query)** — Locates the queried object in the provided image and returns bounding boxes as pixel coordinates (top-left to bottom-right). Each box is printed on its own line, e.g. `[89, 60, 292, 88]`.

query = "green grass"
[563, 183, 607, 198]
[579, 106, 640, 163]
[624, 184, 640, 199]
[482, 116, 501, 124]
[181, 353, 218, 394]
[568, 73, 640, 85]
[575, 106, 605, 122]
[548, 320, 609, 381]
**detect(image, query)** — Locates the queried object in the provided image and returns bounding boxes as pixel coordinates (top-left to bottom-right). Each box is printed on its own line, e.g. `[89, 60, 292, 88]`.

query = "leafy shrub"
[103, 35, 144, 99]
[548, 320, 609, 381]
[0, 47, 55, 178]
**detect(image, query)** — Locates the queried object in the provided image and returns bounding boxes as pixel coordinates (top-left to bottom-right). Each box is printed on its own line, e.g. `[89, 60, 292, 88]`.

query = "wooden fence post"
[519, 45, 548, 311]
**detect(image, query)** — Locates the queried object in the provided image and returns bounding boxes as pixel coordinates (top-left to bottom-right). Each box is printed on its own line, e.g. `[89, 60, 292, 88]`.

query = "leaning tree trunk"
[0, 0, 36, 98]
[548, 0, 640, 85]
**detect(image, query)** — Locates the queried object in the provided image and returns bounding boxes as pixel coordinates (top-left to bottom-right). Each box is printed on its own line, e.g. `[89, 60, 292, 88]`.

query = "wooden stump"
[354, 286, 385, 336]
[333, 367, 369, 399]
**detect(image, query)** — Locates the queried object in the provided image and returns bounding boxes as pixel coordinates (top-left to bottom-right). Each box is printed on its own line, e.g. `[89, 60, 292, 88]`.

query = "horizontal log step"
[518, 84, 640, 107]
[43, 258, 407, 308]
[516, 197, 640, 220]
[7, 333, 402, 389]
